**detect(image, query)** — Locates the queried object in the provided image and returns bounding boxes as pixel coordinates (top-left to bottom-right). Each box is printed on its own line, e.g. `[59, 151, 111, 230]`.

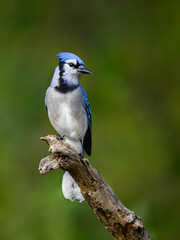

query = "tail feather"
[61, 137, 84, 202]
[62, 171, 84, 202]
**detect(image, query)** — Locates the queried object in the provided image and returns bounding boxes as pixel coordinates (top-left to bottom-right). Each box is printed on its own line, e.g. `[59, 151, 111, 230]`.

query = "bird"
[45, 52, 92, 202]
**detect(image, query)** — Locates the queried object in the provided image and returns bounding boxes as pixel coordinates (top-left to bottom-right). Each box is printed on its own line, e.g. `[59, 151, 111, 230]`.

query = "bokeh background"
[0, 1, 180, 239]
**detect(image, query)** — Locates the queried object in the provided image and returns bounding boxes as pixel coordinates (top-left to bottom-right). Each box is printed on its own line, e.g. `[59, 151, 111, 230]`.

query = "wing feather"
[80, 85, 92, 156]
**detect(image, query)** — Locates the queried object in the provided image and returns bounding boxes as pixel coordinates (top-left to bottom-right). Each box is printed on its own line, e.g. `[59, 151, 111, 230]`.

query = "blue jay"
[45, 52, 92, 202]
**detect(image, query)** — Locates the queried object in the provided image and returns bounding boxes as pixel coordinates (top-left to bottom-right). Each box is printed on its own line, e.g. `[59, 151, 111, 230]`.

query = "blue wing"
[81, 85, 92, 156]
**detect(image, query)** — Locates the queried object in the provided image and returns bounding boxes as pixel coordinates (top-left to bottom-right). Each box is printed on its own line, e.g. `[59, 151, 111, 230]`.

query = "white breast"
[45, 86, 88, 141]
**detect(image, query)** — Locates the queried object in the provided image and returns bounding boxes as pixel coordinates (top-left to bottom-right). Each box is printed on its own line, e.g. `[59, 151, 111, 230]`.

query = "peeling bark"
[39, 135, 152, 240]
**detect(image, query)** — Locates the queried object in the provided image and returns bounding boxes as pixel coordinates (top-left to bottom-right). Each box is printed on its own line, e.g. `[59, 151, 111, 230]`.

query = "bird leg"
[58, 134, 65, 140]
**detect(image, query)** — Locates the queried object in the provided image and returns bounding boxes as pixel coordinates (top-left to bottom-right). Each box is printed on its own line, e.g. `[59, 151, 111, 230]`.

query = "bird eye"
[68, 63, 74, 67]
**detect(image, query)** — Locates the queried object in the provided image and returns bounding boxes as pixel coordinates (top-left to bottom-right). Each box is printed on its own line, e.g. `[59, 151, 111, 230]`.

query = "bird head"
[57, 52, 91, 84]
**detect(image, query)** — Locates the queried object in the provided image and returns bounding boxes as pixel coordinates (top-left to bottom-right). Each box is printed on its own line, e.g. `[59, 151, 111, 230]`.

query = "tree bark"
[39, 135, 152, 240]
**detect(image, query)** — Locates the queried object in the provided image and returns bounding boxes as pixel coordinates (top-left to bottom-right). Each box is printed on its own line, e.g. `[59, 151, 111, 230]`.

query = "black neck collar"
[55, 81, 79, 93]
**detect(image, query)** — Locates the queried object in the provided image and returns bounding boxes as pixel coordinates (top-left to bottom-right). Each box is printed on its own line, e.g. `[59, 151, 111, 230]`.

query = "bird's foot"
[79, 153, 84, 158]
[58, 134, 65, 140]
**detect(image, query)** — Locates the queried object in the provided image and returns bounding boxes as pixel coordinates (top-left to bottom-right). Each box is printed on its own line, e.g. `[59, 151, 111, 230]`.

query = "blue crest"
[57, 52, 84, 65]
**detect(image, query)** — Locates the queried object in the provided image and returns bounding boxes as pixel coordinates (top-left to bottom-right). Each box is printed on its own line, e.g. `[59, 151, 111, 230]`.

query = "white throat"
[62, 72, 80, 85]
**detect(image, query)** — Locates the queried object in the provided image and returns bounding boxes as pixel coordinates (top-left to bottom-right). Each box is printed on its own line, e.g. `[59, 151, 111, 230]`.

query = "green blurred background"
[0, 0, 180, 239]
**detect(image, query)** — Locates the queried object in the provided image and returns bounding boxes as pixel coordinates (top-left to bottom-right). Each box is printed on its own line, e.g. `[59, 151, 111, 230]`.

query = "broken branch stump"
[39, 135, 152, 240]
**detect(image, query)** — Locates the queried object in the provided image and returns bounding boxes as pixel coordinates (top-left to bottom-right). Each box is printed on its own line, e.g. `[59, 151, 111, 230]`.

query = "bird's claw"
[79, 153, 84, 158]
[58, 134, 65, 140]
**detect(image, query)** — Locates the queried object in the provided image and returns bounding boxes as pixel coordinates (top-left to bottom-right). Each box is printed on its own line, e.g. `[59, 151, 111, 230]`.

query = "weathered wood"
[39, 135, 152, 240]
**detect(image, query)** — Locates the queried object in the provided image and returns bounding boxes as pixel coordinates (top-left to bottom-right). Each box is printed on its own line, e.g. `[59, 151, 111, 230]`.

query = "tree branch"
[39, 135, 152, 240]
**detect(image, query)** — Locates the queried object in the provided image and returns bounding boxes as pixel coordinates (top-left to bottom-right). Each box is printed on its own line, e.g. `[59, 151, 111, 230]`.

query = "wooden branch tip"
[39, 135, 152, 240]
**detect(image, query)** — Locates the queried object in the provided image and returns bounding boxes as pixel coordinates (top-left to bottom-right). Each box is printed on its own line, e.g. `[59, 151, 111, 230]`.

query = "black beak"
[78, 66, 92, 74]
